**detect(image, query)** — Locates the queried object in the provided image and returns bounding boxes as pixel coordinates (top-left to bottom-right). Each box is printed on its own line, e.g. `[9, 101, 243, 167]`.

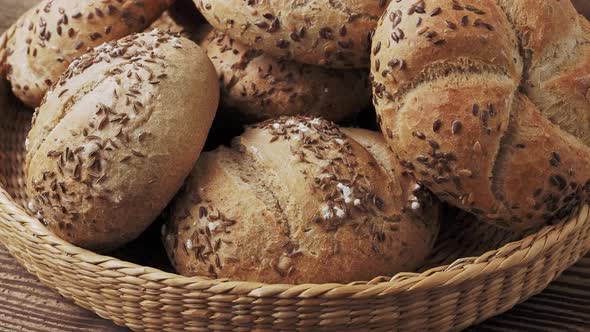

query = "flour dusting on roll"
[163, 116, 440, 284]
[371, 0, 590, 230]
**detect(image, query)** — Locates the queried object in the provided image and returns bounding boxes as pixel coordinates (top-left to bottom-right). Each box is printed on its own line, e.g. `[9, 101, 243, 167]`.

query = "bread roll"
[194, 0, 390, 68]
[163, 117, 440, 284]
[201, 30, 370, 122]
[26, 30, 219, 251]
[371, 0, 590, 230]
[6, 0, 173, 108]
[149, 6, 371, 122]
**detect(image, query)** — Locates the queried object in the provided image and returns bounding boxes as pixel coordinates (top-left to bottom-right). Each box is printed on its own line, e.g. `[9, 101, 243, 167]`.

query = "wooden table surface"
[1, 1, 589, 331]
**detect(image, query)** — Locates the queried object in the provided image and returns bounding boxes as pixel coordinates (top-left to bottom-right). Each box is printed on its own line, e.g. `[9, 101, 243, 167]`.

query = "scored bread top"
[26, 30, 219, 251]
[6, 0, 172, 107]
[164, 117, 440, 284]
[371, 0, 522, 103]
[498, 0, 590, 145]
[371, 0, 590, 230]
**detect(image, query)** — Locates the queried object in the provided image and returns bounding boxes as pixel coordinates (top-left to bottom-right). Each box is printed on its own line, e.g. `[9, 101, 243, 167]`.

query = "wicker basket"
[1, 13, 589, 332]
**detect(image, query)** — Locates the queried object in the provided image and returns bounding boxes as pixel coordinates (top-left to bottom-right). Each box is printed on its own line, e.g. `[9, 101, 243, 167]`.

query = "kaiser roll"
[201, 30, 371, 122]
[194, 0, 391, 68]
[163, 116, 440, 284]
[371, 0, 590, 230]
[6, 0, 173, 108]
[26, 30, 219, 251]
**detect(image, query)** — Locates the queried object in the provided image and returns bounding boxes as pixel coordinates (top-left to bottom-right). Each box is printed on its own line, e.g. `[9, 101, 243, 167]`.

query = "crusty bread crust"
[150, 6, 371, 122]
[201, 30, 370, 122]
[164, 117, 440, 284]
[26, 30, 219, 252]
[194, 0, 390, 68]
[498, 0, 590, 145]
[6, 0, 173, 107]
[371, 0, 590, 230]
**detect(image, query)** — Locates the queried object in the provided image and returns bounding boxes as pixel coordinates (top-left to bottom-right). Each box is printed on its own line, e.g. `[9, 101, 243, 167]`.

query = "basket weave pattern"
[1, 17, 589, 331]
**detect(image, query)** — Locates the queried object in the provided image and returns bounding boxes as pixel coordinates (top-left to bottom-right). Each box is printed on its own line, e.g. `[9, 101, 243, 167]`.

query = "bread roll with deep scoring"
[26, 30, 219, 251]
[371, 0, 590, 230]
[6, 0, 173, 107]
[163, 117, 440, 284]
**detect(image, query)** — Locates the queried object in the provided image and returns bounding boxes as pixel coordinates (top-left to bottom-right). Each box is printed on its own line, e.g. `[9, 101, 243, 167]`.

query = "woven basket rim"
[0, 15, 589, 300]
[2, 183, 588, 294]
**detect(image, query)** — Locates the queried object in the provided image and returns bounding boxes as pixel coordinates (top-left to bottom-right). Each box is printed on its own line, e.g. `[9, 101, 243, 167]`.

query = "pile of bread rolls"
[8, 0, 588, 284]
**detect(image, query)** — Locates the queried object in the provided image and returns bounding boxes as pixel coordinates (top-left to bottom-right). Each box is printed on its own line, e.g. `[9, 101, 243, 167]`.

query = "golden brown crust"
[26, 30, 219, 251]
[499, 0, 590, 145]
[164, 117, 440, 284]
[194, 0, 390, 68]
[371, 0, 521, 99]
[6, 0, 173, 107]
[201, 30, 370, 122]
[372, 0, 590, 230]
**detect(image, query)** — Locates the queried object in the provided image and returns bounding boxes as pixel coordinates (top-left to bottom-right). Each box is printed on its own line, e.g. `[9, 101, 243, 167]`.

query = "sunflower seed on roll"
[163, 116, 440, 284]
[6, 0, 173, 108]
[25, 30, 219, 252]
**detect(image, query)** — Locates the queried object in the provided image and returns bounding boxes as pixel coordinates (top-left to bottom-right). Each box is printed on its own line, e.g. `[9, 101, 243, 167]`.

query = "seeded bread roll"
[194, 0, 390, 68]
[371, 0, 590, 230]
[6, 0, 173, 108]
[149, 7, 371, 122]
[25, 30, 219, 251]
[163, 117, 440, 284]
[201, 30, 370, 122]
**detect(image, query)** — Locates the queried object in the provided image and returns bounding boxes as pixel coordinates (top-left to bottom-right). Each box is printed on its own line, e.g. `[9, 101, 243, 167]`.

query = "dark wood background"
[1, 1, 589, 331]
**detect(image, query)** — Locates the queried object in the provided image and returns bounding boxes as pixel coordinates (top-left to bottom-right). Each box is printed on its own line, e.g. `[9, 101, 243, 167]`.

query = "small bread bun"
[6, 0, 173, 107]
[201, 30, 370, 122]
[25, 30, 219, 252]
[371, 0, 590, 230]
[163, 117, 440, 284]
[149, 6, 371, 123]
[194, 0, 390, 68]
